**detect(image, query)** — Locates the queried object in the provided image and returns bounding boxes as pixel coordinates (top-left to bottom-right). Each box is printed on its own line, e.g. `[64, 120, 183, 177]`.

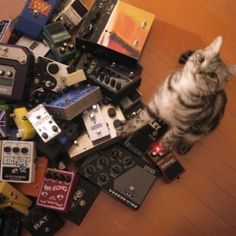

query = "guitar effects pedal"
[36, 168, 77, 212]
[0, 140, 36, 183]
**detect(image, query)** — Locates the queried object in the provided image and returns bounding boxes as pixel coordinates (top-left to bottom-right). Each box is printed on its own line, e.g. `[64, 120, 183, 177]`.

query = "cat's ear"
[205, 36, 223, 54]
[227, 64, 236, 76]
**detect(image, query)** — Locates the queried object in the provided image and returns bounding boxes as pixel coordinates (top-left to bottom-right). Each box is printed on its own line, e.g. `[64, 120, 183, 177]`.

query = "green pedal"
[42, 21, 77, 62]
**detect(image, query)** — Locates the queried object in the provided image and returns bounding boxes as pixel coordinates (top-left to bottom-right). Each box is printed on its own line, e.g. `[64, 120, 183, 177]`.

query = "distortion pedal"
[123, 117, 169, 157]
[52, 0, 88, 31]
[12, 107, 36, 140]
[33, 56, 86, 93]
[65, 176, 100, 225]
[16, 36, 50, 58]
[14, 0, 61, 39]
[44, 85, 102, 120]
[23, 206, 64, 236]
[0, 140, 36, 183]
[26, 104, 62, 143]
[69, 100, 125, 160]
[75, 48, 142, 101]
[0, 181, 32, 215]
[147, 142, 185, 182]
[76, 0, 155, 64]
[14, 156, 48, 197]
[79, 144, 159, 210]
[0, 43, 34, 101]
[36, 168, 77, 212]
[42, 21, 77, 62]
[82, 103, 110, 142]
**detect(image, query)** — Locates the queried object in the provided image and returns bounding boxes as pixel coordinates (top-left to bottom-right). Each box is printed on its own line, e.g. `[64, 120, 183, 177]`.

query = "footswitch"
[69, 100, 125, 160]
[65, 176, 100, 225]
[0, 181, 32, 215]
[36, 168, 77, 212]
[79, 144, 159, 210]
[0, 43, 34, 101]
[23, 206, 64, 236]
[12, 107, 36, 140]
[44, 85, 102, 120]
[14, 156, 48, 197]
[26, 104, 62, 143]
[0, 140, 36, 183]
[147, 142, 185, 182]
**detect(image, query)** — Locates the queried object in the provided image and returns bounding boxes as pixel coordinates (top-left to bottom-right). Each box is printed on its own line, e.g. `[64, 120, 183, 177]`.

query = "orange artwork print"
[28, 0, 51, 15]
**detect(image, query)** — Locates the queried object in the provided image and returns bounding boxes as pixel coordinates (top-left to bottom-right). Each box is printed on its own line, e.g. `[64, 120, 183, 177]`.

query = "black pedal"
[0, 43, 34, 101]
[37, 119, 83, 163]
[76, 0, 154, 65]
[123, 113, 169, 157]
[23, 206, 64, 236]
[147, 142, 185, 182]
[65, 176, 100, 225]
[79, 144, 159, 210]
[76, 49, 142, 101]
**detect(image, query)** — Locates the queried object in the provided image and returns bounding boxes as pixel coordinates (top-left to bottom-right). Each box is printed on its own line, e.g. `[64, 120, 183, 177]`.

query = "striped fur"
[116, 36, 236, 154]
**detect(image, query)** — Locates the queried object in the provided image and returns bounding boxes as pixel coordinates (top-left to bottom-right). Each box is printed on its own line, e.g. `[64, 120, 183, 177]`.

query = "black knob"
[110, 79, 116, 87]
[52, 172, 58, 180]
[113, 119, 122, 128]
[65, 175, 71, 182]
[13, 147, 20, 153]
[104, 75, 110, 84]
[108, 107, 116, 117]
[52, 125, 58, 132]
[42, 132, 48, 139]
[21, 147, 29, 154]
[45, 171, 52, 179]
[98, 156, 108, 167]
[82, 24, 94, 38]
[85, 165, 96, 175]
[58, 174, 66, 181]
[99, 72, 105, 81]
[48, 63, 60, 74]
[115, 82, 121, 90]
[3, 146, 11, 153]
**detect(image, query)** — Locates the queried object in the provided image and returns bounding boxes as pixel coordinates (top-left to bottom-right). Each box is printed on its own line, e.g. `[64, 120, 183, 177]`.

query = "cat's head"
[185, 36, 236, 93]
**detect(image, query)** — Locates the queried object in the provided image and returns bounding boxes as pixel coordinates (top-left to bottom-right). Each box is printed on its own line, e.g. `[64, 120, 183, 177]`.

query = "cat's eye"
[198, 55, 205, 64]
[208, 72, 217, 78]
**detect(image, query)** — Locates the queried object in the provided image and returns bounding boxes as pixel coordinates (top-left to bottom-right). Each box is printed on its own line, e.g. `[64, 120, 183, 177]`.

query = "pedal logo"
[29, 0, 51, 15]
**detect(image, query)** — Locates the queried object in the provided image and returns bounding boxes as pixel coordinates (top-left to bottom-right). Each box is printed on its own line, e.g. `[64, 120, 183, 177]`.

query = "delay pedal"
[65, 176, 100, 225]
[33, 56, 86, 93]
[14, 0, 61, 39]
[69, 100, 125, 160]
[52, 0, 88, 31]
[42, 21, 77, 62]
[82, 103, 110, 142]
[44, 85, 102, 120]
[75, 48, 142, 101]
[36, 168, 77, 212]
[147, 142, 185, 182]
[23, 206, 64, 236]
[79, 144, 159, 209]
[26, 104, 62, 143]
[0, 43, 34, 101]
[76, 0, 155, 64]
[0, 140, 36, 183]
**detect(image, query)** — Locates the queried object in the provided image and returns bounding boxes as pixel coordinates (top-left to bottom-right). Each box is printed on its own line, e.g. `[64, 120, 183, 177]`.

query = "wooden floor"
[2, 0, 236, 235]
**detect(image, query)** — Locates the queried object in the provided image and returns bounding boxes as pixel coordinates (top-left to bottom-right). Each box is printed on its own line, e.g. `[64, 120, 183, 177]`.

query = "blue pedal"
[44, 85, 102, 120]
[14, 0, 61, 39]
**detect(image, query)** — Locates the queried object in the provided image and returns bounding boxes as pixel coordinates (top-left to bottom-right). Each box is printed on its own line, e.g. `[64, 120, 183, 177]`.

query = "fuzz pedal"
[0, 140, 36, 183]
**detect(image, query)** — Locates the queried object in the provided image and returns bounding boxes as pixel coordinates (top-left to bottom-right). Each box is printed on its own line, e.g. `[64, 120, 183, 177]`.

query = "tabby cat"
[116, 36, 236, 155]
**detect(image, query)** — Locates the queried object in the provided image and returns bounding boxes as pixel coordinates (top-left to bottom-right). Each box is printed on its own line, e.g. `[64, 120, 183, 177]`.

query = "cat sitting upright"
[116, 36, 236, 155]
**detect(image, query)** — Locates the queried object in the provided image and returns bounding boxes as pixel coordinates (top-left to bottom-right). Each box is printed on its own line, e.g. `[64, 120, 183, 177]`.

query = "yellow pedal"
[12, 107, 36, 140]
[0, 181, 32, 215]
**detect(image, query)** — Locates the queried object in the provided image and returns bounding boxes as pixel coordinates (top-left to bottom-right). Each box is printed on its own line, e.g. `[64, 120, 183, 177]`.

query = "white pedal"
[26, 104, 61, 143]
[0, 140, 36, 183]
[82, 103, 110, 142]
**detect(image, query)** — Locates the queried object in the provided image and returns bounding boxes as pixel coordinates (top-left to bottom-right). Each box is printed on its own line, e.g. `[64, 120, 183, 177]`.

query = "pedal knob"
[48, 63, 60, 74]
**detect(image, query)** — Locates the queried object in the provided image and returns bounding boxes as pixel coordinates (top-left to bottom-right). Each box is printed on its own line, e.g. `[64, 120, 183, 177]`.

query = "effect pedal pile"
[0, 0, 184, 235]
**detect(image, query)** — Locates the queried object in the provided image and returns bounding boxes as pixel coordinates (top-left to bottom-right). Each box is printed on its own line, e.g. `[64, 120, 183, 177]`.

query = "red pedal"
[36, 168, 77, 212]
